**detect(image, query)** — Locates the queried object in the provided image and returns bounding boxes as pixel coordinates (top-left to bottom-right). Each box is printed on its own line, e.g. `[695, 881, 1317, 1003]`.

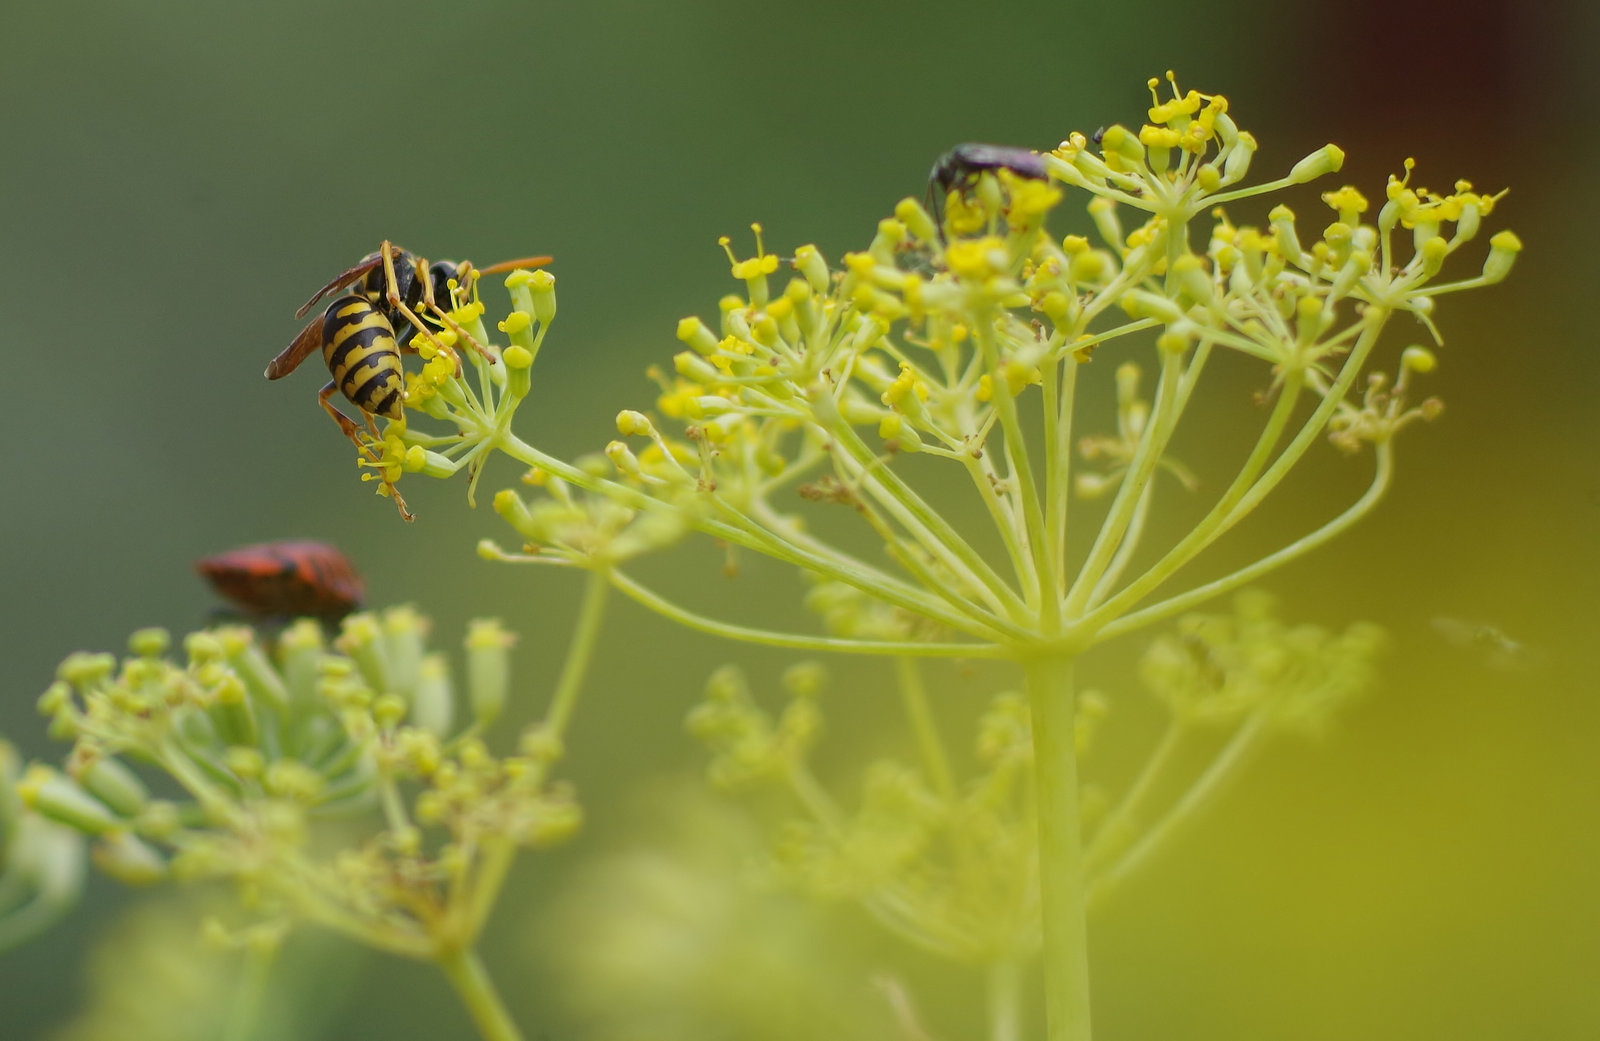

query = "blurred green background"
[2, 0, 1595, 1038]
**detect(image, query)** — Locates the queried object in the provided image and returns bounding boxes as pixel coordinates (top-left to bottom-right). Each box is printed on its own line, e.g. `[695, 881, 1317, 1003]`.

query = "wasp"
[926, 143, 1049, 239]
[196, 540, 365, 623]
[265, 242, 552, 517]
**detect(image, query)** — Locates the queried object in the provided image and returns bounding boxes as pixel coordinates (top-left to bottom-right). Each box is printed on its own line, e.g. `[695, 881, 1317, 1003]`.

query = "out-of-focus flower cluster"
[1138, 589, 1387, 733]
[686, 659, 1109, 964]
[23, 609, 578, 960]
[687, 588, 1385, 964]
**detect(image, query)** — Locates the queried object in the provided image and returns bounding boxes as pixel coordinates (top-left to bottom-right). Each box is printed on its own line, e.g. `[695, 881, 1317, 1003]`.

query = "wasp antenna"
[476, 254, 555, 275]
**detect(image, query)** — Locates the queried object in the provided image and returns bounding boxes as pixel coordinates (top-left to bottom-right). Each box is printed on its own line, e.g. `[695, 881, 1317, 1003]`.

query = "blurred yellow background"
[1, 0, 1594, 1039]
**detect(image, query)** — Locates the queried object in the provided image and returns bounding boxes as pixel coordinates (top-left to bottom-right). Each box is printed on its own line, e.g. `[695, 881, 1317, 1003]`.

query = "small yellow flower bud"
[794, 244, 830, 295]
[1119, 289, 1185, 324]
[1087, 197, 1124, 252]
[606, 440, 643, 477]
[493, 488, 538, 538]
[676, 317, 720, 356]
[1069, 249, 1109, 285]
[525, 269, 558, 325]
[894, 197, 939, 243]
[674, 351, 722, 385]
[1157, 329, 1192, 356]
[1481, 230, 1521, 284]
[1289, 144, 1344, 184]
[1171, 254, 1215, 307]
[128, 628, 170, 659]
[616, 410, 654, 437]
[1098, 124, 1144, 165]
[1222, 131, 1257, 182]
[1041, 290, 1077, 326]
[1401, 346, 1437, 373]
[1419, 235, 1449, 279]
[1268, 206, 1303, 266]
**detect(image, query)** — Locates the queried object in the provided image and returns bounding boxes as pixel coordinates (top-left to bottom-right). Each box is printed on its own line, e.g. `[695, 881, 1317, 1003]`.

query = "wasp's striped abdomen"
[322, 295, 404, 420]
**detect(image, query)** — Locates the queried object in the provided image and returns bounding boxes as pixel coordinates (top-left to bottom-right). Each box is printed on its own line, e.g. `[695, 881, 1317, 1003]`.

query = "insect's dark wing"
[294, 252, 388, 319]
[265, 313, 326, 379]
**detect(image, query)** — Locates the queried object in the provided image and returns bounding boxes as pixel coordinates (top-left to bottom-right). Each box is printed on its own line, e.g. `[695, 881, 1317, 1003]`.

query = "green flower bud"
[92, 831, 167, 885]
[410, 654, 454, 739]
[1288, 144, 1344, 184]
[466, 619, 515, 727]
[1481, 230, 1521, 284]
[22, 768, 120, 835]
[80, 758, 148, 817]
[128, 628, 170, 659]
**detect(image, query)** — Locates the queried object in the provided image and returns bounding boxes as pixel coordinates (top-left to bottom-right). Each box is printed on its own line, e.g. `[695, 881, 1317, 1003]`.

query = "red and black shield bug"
[195, 541, 365, 622]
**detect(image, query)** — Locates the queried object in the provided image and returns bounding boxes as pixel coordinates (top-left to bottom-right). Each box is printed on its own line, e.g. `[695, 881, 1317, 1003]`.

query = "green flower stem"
[975, 319, 1053, 628]
[220, 939, 277, 1041]
[271, 866, 430, 959]
[1065, 345, 1186, 618]
[155, 738, 243, 827]
[959, 447, 1036, 615]
[861, 885, 975, 961]
[1083, 718, 1186, 872]
[1082, 310, 1388, 637]
[894, 657, 955, 800]
[988, 957, 1024, 1041]
[543, 568, 610, 743]
[604, 568, 1009, 658]
[1169, 340, 1216, 419]
[1095, 438, 1394, 643]
[735, 495, 984, 633]
[437, 945, 526, 1041]
[378, 777, 410, 834]
[464, 838, 517, 941]
[1046, 354, 1082, 601]
[1189, 312, 1389, 529]
[768, 470, 1016, 635]
[1025, 652, 1092, 1041]
[1086, 483, 1153, 609]
[1201, 172, 1314, 209]
[499, 433, 993, 637]
[1077, 367, 1304, 629]
[1088, 709, 1270, 908]
[825, 417, 1026, 622]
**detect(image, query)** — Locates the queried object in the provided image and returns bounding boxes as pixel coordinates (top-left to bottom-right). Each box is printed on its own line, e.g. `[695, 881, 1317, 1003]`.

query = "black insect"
[925, 143, 1049, 238]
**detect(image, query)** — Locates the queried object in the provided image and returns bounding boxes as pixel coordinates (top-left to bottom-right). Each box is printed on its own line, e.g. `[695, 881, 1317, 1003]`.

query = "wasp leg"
[415, 258, 498, 368]
[320, 381, 415, 522]
[318, 381, 365, 445]
[377, 240, 474, 372]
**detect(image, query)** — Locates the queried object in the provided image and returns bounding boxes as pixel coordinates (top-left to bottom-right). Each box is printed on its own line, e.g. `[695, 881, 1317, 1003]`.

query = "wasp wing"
[294, 251, 389, 319]
[265, 312, 326, 379]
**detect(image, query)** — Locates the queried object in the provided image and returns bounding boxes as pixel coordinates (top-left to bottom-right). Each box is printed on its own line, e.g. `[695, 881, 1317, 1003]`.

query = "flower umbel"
[267, 75, 1516, 1041]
